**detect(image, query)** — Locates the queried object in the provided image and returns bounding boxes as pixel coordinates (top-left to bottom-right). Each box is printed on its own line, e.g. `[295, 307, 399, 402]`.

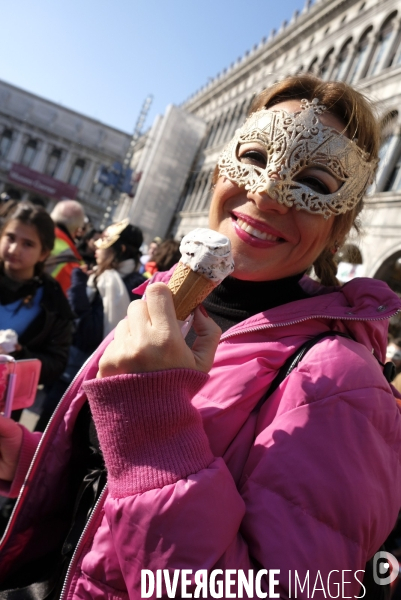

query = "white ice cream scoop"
[179, 228, 234, 283]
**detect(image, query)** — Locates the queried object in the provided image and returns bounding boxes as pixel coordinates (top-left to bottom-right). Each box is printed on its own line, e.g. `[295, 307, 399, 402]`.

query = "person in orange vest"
[45, 200, 85, 295]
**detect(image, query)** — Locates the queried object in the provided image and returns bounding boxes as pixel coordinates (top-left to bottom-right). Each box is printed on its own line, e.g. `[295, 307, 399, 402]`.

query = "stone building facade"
[123, 0, 401, 293]
[0, 79, 131, 226]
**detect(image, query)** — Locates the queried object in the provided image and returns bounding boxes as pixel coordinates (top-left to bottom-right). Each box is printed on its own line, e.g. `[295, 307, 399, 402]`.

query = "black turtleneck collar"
[186, 273, 310, 346]
[203, 272, 309, 322]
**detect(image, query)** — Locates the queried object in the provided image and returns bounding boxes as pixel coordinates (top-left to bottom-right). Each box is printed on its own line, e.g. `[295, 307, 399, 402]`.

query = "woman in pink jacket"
[1, 74, 401, 599]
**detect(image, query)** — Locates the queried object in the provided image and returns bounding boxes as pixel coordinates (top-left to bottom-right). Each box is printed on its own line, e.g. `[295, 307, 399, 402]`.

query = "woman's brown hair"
[213, 73, 381, 286]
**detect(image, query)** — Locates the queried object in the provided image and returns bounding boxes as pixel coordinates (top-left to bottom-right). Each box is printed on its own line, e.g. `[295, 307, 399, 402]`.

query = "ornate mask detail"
[217, 99, 378, 219]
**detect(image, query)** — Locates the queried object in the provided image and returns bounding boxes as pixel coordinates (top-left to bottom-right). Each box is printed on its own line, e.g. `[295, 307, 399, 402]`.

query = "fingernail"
[199, 304, 209, 318]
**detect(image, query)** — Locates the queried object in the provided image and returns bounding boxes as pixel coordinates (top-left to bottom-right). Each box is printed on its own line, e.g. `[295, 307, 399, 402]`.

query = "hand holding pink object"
[97, 283, 221, 379]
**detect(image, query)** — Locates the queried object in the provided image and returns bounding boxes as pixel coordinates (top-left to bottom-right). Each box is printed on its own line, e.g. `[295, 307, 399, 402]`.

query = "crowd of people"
[0, 198, 172, 431]
[0, 74, 400, 599]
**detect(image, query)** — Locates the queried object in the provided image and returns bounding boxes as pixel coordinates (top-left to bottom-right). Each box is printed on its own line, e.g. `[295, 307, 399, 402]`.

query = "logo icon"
[372, 551, 399, 586]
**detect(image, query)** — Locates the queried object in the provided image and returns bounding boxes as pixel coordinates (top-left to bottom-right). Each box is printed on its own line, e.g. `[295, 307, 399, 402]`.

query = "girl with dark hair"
[0, 203, 73, 386]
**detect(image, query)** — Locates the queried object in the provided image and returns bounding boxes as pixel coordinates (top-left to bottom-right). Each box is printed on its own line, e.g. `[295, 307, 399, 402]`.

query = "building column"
[56, 151, 75, 182]
[79, 160, 97, 193]
[7, 131, 25, 163]
[31, 140, 49, 172]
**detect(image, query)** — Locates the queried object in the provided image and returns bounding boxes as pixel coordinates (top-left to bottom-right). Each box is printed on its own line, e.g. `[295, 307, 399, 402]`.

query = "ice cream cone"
[167, 262, 216, 321]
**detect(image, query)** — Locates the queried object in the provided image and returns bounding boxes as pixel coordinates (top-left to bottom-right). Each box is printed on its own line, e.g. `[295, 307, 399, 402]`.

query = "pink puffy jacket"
[1, 274, 401, 599]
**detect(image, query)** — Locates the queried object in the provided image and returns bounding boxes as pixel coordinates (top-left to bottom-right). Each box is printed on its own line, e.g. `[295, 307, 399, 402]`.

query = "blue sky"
[2, 1, 306, 133]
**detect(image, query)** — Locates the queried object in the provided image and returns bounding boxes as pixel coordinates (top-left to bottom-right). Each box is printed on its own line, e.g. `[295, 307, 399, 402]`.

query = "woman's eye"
[296, 176, 330, 195]
[238, 149, 266, 167]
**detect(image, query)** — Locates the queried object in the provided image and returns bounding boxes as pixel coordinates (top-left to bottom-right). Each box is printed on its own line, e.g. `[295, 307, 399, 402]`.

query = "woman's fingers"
[140, 283, 180, 334]
[191, 306, 222, 373]
[98, 284, 220, 378]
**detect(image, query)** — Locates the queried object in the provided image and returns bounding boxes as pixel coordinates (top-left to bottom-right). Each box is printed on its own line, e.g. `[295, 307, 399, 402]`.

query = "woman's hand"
[97, 283, 221, 378]
[0, 415, 23, 481]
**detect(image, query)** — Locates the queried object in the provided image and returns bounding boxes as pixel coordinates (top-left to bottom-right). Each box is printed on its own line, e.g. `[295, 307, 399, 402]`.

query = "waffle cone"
[167, 262, 216, 321]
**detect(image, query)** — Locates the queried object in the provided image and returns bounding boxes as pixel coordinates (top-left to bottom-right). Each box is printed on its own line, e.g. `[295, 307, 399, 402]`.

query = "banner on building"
[8, 163, 78, 200]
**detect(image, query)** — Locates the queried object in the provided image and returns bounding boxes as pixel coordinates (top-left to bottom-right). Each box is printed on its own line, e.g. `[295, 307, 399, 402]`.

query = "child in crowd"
[0, 202, 73, 389]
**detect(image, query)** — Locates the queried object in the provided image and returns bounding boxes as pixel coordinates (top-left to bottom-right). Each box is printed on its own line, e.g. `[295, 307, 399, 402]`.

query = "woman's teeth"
[236, 218, 280, 241]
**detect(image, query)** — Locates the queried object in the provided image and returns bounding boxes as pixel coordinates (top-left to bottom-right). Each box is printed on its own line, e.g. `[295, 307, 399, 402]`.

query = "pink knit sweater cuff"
[0, 426, 41, 498]
[83, 369, 213, 498]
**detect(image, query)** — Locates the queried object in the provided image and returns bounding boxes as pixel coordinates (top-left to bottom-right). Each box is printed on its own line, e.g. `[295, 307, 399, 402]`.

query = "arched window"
[368, 13, 397, 76]
[200, 172, 213, 211]
[371, 110, 398, 192]
[0, 129, 12, 157]
[384, 145, 401, 192]
[21, 139, 37, 167]
[307, 57, 318, 74]
[331, 39, 352, 81]
[319, 48, 334, 80]
[193, 172, 210, 211]
[45, 148, 62, 177]
[393, 27, 401, 66]
[373, 250, 401, 296]
[233, 98, 251, 132]
[69, 158, 86, 186]
[207, 115, 224, 149]
[225, 104, 241, 140]
[204, 115, 222, 149]
[348, 27, 372, 83]
[214, 110, 231, 146]
[182, 171, 199, 211]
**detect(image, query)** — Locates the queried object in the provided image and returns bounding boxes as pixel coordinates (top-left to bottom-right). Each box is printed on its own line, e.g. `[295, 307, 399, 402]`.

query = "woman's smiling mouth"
[231, 211, 286, 247]
[235, 217, 282, 241]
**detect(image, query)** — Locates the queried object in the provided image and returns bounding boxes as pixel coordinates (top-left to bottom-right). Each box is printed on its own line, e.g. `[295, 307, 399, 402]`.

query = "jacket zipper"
[219, 312, 400, 342]
[59, 485, 108, 600]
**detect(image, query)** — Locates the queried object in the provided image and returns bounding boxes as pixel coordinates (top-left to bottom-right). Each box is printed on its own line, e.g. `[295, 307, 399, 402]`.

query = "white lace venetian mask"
[217, 98, 378, 219]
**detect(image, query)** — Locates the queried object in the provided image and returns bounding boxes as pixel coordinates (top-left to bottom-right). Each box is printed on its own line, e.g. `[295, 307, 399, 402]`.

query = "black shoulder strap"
[254, 331, 352, 413]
